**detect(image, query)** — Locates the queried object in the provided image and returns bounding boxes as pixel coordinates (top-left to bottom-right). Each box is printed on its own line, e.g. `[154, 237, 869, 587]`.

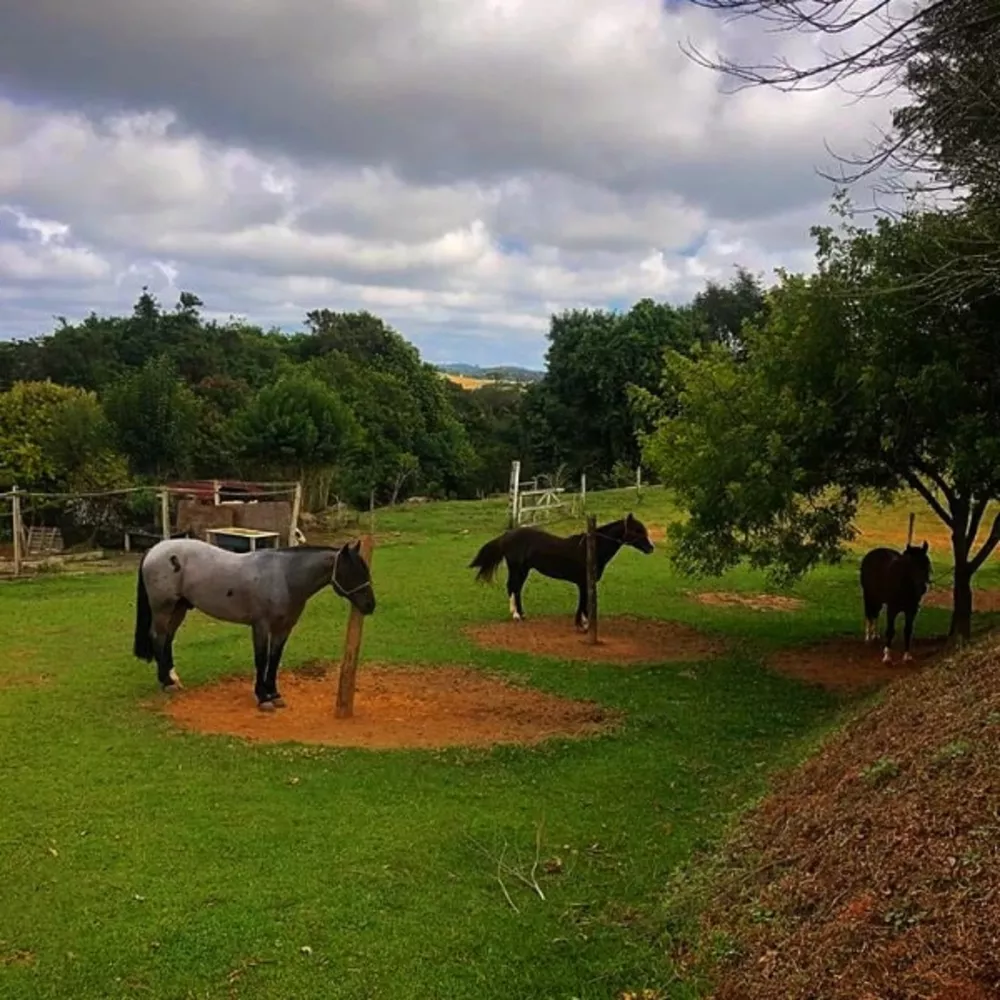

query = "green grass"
[1, 487, 996, 1000]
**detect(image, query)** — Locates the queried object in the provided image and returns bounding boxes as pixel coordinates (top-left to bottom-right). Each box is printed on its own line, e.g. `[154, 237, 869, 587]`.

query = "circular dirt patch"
[160, 664, 619, 749]
[690, 591, 804, 612]
[767, 635, 949, 692]
[464, 614, 725, 665]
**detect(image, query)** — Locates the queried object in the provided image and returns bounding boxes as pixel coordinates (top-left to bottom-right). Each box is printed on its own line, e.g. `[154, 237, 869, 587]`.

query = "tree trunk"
[950, 539, 973, 642]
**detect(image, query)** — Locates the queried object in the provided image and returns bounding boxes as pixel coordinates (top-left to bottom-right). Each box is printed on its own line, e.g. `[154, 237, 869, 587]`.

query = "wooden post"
[213, 479, 221, 506]
[636, 466, 642, 497]
[586, 514, 598, 645]
[288, 482, 303, 547]
[159, 491, 170, 541]
[335, 533, 374, 719]
[508, 460, 521, 528]
[907, 512, 915, 547]
[11, 486, 23, 578]
[580, 472, 587, 511]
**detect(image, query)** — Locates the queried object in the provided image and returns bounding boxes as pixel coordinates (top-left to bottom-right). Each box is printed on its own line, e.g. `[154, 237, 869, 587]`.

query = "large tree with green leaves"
[0, 380, 128, 491]
[523, 298, 691, 480]
[233, 371, 360, 506]
[643, 208, 1000, 639]
[103, 356, 202, 479]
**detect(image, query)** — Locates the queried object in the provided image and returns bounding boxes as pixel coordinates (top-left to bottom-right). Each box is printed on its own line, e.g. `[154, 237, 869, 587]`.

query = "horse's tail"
[469, 533, 510, 584]
[133, 555, 155, 661]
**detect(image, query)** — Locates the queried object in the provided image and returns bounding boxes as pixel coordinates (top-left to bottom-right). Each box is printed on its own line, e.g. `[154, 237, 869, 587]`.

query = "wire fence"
[1, 480, 302, 577]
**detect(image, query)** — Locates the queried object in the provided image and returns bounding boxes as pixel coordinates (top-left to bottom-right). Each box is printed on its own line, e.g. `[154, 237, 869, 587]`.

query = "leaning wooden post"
[335, 533, 374, 719]
[159, 490, 170, 541]
[11, 486, 23, 578]
[907, 512, 915, 547]
[288, 481, 303, 547]
[586, 514, 598, 644]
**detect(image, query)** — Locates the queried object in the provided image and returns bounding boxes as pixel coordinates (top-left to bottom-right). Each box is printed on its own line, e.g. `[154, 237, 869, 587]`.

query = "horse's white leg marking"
[509, 593, 521, 621]
[882, 646, 892, 664]
[168, 668, 181, 685]
[902, 652, 913, 664]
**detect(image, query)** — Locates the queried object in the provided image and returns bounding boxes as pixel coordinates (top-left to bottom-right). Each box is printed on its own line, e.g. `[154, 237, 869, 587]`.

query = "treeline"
[0, 272, 766, 508]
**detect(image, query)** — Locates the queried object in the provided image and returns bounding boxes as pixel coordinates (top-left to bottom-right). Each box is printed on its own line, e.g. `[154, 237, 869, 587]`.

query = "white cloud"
[0, 0, 899, 365]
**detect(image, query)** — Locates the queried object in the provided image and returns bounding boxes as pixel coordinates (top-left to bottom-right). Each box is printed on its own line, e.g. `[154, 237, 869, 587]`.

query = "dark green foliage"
[233, 370, 360, 480]
[102, 356, 203, 479]
[643, 208, 1000, 635]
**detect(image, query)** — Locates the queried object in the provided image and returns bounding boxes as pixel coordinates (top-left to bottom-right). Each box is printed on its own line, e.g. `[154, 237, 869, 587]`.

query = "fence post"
[289, 482, 303, 547]
[636, 466, 642, 498]
[508, 460, 521, 528]
[336, 533, 374, 719]
[159, 491, 170, 541]
[580, 472, 587, 512]
[213, 479, 221, 506]
[907, 512, 915, 547]
[586, 514, 598, 645]
[12, 486, 22, 578]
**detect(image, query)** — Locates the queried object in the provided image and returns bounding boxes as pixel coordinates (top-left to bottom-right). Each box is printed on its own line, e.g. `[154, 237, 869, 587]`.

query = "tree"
[0, 380, 126, 490]
[642, 208, 1000, 639]
[525, 298, 688, 480]
[447, 382, 526, 497]
[233, 371, 360, 505]
[678, 266, 769, 355]
[684, 0, 1000, 293]
[103, 356, 202, 479]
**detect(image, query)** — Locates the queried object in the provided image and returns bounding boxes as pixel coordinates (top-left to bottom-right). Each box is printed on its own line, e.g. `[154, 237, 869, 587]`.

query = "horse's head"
[622, 512, 655, 554]
[904, 540, 932, 591]
[332, 541, 376, 615]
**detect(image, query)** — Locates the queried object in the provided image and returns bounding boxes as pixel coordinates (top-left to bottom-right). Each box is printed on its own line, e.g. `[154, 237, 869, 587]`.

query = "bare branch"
[904, 469, 953, 529]
[970, 511, 1000, 573]
[967, 495, 989, 550]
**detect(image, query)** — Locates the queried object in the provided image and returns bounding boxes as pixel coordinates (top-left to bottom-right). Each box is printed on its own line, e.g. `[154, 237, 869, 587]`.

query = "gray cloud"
[0, 1, 896, 364]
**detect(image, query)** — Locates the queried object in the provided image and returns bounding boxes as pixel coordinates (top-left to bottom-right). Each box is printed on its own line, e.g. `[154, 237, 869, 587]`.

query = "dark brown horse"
[469, 514, 654, 628]
[860, 542, 932, 663]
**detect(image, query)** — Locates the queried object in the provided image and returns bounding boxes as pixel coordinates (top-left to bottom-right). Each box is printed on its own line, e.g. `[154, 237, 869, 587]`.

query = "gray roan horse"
[860, 541, 931, 664]
[133, 538, 376, 709]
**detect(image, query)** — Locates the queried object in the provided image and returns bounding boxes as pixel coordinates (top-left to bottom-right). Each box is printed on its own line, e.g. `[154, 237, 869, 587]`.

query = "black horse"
[469, 513, 654, 628]
[860, 541, 932, 664]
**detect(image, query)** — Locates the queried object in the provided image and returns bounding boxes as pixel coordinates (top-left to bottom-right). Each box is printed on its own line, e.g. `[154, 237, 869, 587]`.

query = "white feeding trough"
[206, 527, 281, 554]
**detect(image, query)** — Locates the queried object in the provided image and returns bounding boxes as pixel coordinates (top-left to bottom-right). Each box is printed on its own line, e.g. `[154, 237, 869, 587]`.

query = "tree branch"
[904, 470, 953, 529]
[912, 457, 957, 508]
[967, 496, 989, 549]
[970, 511, 1000, 573]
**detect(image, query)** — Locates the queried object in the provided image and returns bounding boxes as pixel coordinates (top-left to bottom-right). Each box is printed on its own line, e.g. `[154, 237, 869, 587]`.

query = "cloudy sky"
[0, 0, 893, 367]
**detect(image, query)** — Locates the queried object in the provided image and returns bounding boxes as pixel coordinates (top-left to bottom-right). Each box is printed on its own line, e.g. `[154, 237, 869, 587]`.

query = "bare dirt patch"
[925, 587, 1000, 613]
[767, 636, 949, 692]
[690, 591, 804, 613]
[464, 615, 726, 666]
[160, 663, 619, 749]
[686, 634, 1000, 1000]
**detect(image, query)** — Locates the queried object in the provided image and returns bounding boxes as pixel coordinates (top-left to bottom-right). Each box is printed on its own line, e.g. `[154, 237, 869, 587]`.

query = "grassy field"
[1, 487, 995, 1000]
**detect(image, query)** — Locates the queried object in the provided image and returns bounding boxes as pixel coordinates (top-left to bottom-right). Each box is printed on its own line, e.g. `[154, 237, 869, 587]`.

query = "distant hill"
[437, 363, 543, 386]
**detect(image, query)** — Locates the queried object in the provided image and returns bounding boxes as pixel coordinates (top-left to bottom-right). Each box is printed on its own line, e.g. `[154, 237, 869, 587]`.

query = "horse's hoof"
[272, 697, 287, 708]
[258, 700, 276, 713]
[902, 653, 914, 664]
[161, 681, 182, 692]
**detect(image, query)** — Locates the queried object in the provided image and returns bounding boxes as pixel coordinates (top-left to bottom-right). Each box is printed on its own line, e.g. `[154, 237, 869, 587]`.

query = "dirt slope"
[692, 636, 1000, 1000]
